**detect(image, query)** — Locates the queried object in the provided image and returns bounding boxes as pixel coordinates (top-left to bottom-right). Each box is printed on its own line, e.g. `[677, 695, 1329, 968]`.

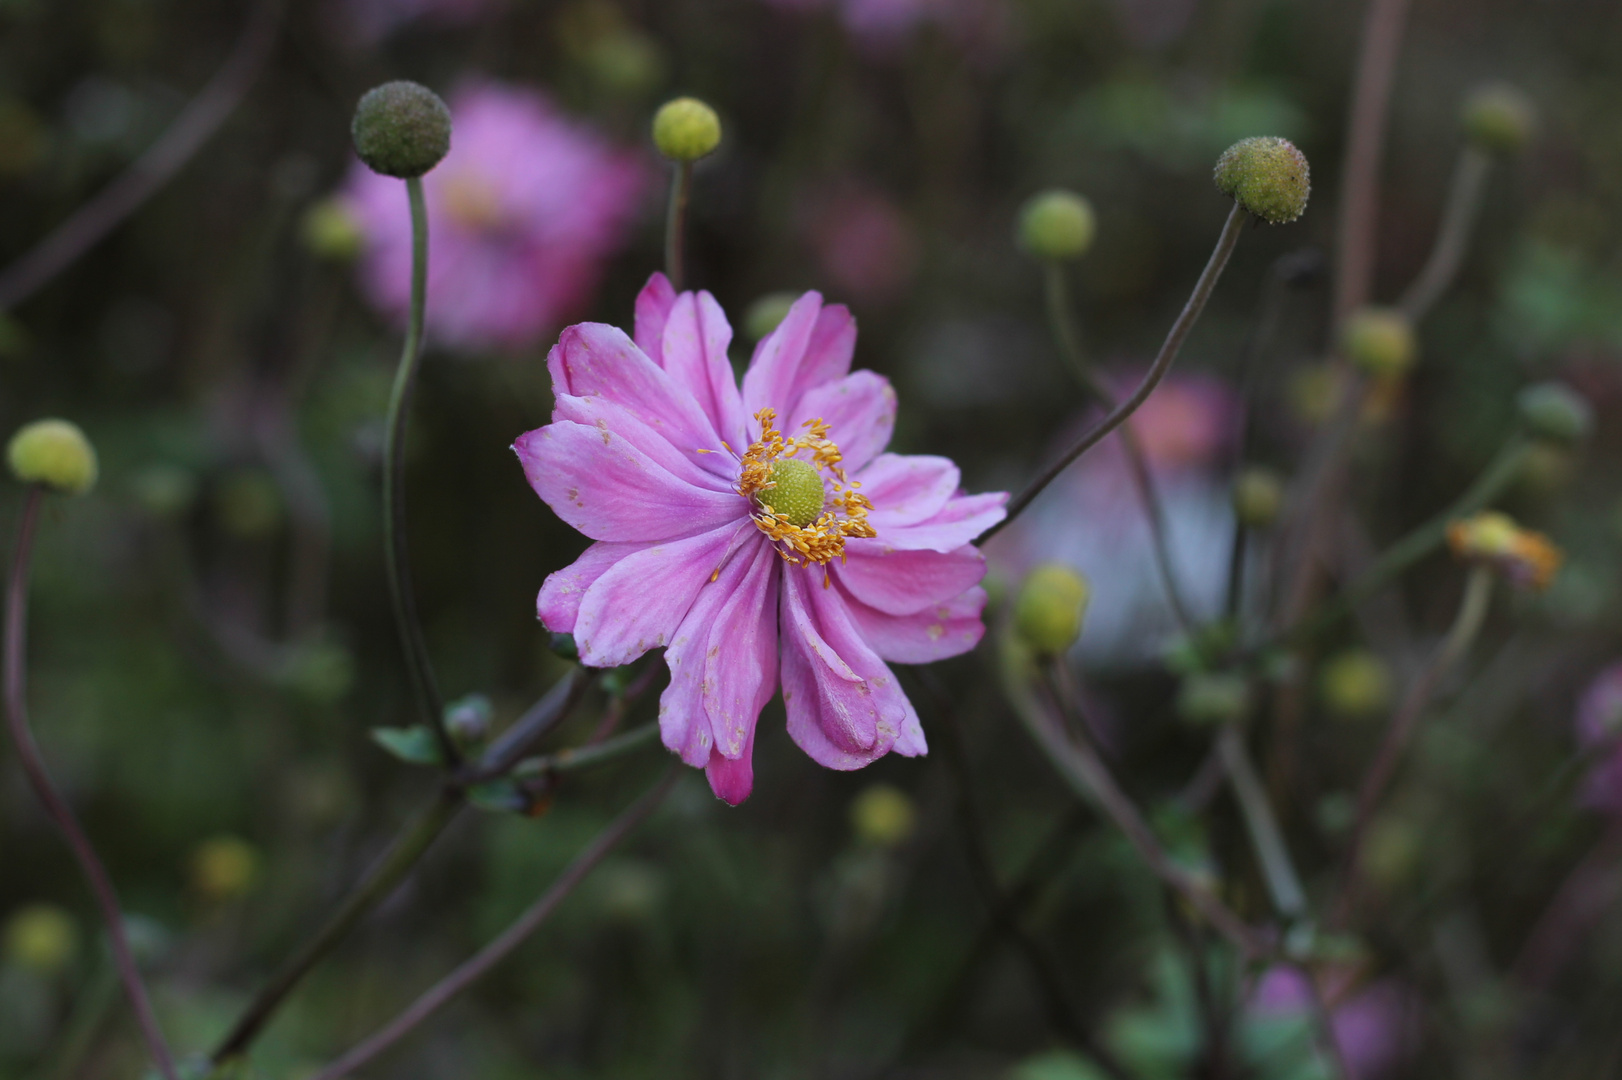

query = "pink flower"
[760, 0, 1004, 54]
[342, 82, 649, 353]
[1577, 663, 1622, 813]
[800, 181, 918, 306]
[1251, 967, 1418, 1080]
[515, 274, 1005, 804]
[334, 0, 494, 43]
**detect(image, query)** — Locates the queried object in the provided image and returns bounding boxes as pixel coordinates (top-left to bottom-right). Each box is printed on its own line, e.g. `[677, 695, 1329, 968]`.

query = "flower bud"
[7, 418, 97, 495]
[744, 292, 798, 341]
[1176, 671, 1252, 726]
[1517, 382, 1592, 445]
[1013, 564, 1090, 657]
[1232, 466, 1285, 527]
[652, 96, 721, 162]
[3, 904, 78, 976]
[1341, 306, 1416, 379]
[1017, 190, 1096, 261]
[351, 81, 452, 179]
[445, 692, 493, 747]
[1213, 136, 1310, 225]
[850, 784, 917, 849]
[190, 836, 261, 904]
[300, 197, 364, 261]
[1447, 510, 1562, 590]
[1462, 82, 1535, 155]
[1319, 649, 1394, 720]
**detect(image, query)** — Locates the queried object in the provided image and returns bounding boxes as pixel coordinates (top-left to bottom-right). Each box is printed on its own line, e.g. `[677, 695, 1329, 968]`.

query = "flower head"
[516, 275, 1006, 803]
[1446, 511, 1562, 590]
[342, 82, 649, 353]
[8, 418, 97, 495]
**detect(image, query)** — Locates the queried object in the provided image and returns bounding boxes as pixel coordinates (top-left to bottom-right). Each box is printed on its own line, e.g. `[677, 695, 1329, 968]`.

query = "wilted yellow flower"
[1446, 511, 1562, 590]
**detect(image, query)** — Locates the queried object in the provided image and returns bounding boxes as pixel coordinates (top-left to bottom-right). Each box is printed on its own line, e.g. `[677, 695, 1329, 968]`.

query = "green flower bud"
[190, 836, 261, 904]
[744, 291, 798, 341]
[1341, 306, 1416, 378]
[1462, 82, 1535, 155]
[760, 458, 824, 527]
[300, 197, 364, 261]
[1017, 189, 1096, 261]
[1232, 466, 1285, 528]
[1319, 649, 1393, 720]
[850, 783, 917, 849]
[1516, 382, 1592, 445]
[3, 904, 78, 976]
[652, 96, 721, 162]
[1213, 136, 1311, 225]
[445, 692, 493, 748]
[1013, 564, 1090, 657]
[1176, 671, 1251, 726]
[351, 81, 452, 179]
[7, 418, 97, 495]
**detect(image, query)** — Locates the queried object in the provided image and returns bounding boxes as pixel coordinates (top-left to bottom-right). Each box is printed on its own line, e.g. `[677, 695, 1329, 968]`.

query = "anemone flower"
[515, 274, 1005, 803]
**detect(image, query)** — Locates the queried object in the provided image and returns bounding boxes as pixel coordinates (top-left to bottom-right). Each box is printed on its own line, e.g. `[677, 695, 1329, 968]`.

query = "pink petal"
[860, 453, 959, 528]
[705, 725, 756, 805]
[514, 423, 743, 542]
[740, 294, 856, 421]
[839, 583, 987, 664]
[788, 370, 896, 475]
[661, 291, 748, 449]
[553, 392, 736, 489]
[893, 693, 928, 757]
[633, 272, 678, 363]
[573, 522, 749, 667]
[835, 540, 988, 615]
[546, 323, 723, 456]
[704, 539, 781, 759]
[877, 492, 1008, 553]
[799, 302, 857, 398]
[537, 540, 642, 633]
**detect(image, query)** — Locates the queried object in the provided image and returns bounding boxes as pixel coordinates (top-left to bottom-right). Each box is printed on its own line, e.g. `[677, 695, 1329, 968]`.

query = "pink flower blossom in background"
[334, 0, 494, 44]
[988, 372, 1238, 665]
[342, 82, 649, 353]
[1576, 662, 1622, 813]
[515, 274, 1005, 804]
[1250, 967, 1418, 1080]
[800, 181, 918, 306]
[760, 0, 1005, 55]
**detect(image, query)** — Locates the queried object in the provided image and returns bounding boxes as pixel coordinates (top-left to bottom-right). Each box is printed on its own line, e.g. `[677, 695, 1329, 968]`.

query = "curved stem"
[0, 0, 283, 310]
[510, 720, 660, 779]
[4, 488, 179, 1080]
[383, 176, 454, 765]
[1218, 724, 1307, 921]
[984, 203, 1249, 542]
[1042, 260, 1195, 633]
[664, 161, 693, 292]
[307, 767, 678, 1080]
[1399, 146, 1493, 322]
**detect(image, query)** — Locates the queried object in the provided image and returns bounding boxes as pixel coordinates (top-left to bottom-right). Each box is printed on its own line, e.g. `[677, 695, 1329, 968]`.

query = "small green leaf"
[370, 725, 442, 766]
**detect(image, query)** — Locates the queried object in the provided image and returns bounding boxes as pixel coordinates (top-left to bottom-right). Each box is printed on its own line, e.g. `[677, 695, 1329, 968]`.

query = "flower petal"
[860, 453, 959, 528]
[836, 540, 988, 615]
[537, 540, 642, 633]
[573, 522, 749, 667]
[878, 492, 1008, 553]
[705, 725, 757, 805]
[704, 539, 781, 759]
[514, 422, 743, 542]
[553, 392, 735, 490]
[661, 291, 748, 449]
[741, 294, 856, 420]
[633, 272, 677, 363]
[789, 370, 896, 475]
[546, 323, 722, 457]
[839, 583, 987, 664]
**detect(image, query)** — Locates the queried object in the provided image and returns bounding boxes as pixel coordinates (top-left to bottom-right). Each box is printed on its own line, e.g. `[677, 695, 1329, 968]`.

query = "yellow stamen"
[736, 407, 876, 568]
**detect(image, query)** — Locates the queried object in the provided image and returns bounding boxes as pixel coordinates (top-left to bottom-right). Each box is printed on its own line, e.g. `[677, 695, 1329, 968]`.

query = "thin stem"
[383, 176, 454, 766]
[460, 665, 593, 783]
[1217, 725, 1308, 921]
[664, 161, 693, 292]
[985, 203, 1249, 542]
[511, 721, 660, 778]
[1398, 146, 1493, 322]
[1001, 646, 1268, 957]
[1301, 965, 1355, 1080]
[1335, 564, 1493, 922]
[4, 488, 179, 1080]
[1042, 260, 1195, 633]
[307, 767, 677, 1080]
[0, 0, 283, 310]
[209, 789, 463, 1063]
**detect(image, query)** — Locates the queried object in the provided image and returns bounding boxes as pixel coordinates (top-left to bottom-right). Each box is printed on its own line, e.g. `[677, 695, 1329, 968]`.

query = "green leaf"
[370, 725, 442, 766]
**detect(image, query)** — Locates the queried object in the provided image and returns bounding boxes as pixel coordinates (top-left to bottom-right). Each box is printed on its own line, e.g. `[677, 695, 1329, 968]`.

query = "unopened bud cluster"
[1018, 190, 1096, 261]
[352, 81, 452, 179]
[1013, 564, 1090, 657]
[652, 97, 721, 162]
[1342, 307, 1416, 378]
[1213, 137, 1311, 224]
[8, 419, 97, 495]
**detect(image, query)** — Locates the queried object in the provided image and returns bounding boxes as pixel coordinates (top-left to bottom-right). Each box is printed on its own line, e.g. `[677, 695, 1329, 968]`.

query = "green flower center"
[760, 458, 825, 528]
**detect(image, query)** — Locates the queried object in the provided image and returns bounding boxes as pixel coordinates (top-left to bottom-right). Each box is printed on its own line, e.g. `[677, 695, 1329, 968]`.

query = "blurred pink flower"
[342, 82, 649, 353]
[515, 274, 1005, 804]
[801, 182, 918, 305]
[335, 0, 494, 43]
[1251, 967, 1418, 1080]
[1577, 663, 1622, 813]
[760, 0, 1004, 54]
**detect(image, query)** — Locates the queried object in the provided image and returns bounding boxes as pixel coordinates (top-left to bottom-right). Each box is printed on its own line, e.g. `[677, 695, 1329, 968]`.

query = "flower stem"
[4, 488, 180, 1080]
[209, 788, 463, 1063]
[306, 767, 678, 1080]
[1041, 260, 1195, 633]
[1217, 724, 1308, 921]
[510, 720, 660, 779]
[985, 202, 1249, 542]
[664, 161, 693, 292]
[383, 175, 454, 766]
[1399, 145, 1493, 321]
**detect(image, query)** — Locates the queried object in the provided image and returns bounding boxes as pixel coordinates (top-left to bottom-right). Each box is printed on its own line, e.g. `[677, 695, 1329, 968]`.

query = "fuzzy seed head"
[1213, 136, 1311, 224]
[1017, 190, 1096, 261]
[652, 97, 721, 162]
[1341, 307, 1416, 378]
[8, 418, 97, 495]
[351, 81, 452, 179]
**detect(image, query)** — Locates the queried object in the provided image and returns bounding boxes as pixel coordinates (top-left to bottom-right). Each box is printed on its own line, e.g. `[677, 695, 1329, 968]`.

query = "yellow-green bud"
[1319, 649, 1393, 720]
[300, 197, 364, 261]
[1232, 466, 1285, 528]
[850, 784, 917, 849]
[1516, 382, 1592, 445]
[744, 291, 798, 341]
[1176, 671, 1252, 726]
[1017, 190, 1096, 261]
[3, 904, 78, 976]
[1462, 82, 1535, 155]
[190, 835, 261, 904]
[8, 418, 97, 495]
[760, 458, 824, 527]
[652, 96, 721, 162]
[351, 81, 452, 179]
[1013, 564, 1090, 657]
[1341, 306, 1416, 378]
[1213, 136, 1310, 225]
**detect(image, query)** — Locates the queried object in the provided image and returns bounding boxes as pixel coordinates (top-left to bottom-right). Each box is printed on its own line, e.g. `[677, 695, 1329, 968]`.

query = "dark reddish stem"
[3, 487, 179, 1080]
